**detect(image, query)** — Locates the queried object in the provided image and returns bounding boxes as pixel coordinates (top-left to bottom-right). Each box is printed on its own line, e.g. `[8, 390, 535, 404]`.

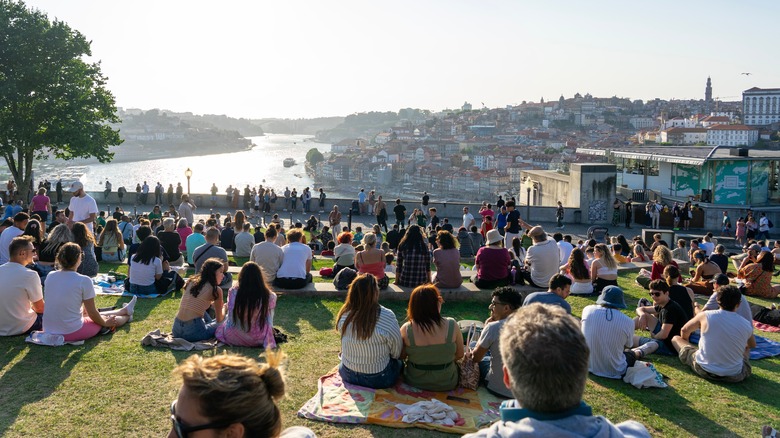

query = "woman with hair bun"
[169, 352, 315, 438]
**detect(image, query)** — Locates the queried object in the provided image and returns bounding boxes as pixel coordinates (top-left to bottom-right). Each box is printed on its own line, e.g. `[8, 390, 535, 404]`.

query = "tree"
[305, 148, 324, 164]
[0, 0, 121, 201]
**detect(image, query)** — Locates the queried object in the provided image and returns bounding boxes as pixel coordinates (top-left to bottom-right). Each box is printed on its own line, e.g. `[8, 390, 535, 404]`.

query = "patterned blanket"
[298, 367, 503, 435]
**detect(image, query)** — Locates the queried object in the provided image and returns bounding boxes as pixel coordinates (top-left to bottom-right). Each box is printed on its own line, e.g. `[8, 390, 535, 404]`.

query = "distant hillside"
[252, 117, 344, 135]
[160, 110, 266, 137]
[314, 111, 401, 143]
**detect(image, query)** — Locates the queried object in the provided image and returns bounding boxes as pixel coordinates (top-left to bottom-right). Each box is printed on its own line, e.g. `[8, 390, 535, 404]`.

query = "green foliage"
[0, 0, 121, 199]
[305, 148, 324, 164]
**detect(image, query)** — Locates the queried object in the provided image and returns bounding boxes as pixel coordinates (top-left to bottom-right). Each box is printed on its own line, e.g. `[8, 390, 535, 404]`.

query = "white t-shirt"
[234, 231, 255, 257]
[699, 241, 715, 257]
[526, 238, 561, 288]
[276, 242, 312, 279]
[69, 194, 99, 233]
[43, 270, 95, 335]
[581, 304, 635, 379]
[0, 226, 24, 265]
[557, 240, 574, 265]
[129, 257, 163, 286]
[463, 212, 475, 229]
[0, 262, 43, 336]
[250, 241, 285, 281]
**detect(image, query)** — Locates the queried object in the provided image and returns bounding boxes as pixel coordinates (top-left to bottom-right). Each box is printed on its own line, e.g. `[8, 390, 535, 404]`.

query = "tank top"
[357, 252, 386, 279]
[696, 310, 753, 376]
[403, 318, 458, 391]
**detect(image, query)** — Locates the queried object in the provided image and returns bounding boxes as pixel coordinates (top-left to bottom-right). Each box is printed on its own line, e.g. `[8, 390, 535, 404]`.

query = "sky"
[22, 0, 780, 119]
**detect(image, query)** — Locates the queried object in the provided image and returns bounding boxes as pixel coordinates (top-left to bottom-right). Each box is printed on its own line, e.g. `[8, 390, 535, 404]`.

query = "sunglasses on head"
[170, 400, 233, 438]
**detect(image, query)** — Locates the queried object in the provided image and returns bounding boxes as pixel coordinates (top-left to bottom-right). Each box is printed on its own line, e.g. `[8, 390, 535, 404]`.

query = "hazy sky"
[23, 0, 780, 119]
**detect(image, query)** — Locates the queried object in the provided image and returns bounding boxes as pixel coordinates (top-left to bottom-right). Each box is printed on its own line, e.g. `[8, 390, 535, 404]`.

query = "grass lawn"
[0, 265, 778, 437]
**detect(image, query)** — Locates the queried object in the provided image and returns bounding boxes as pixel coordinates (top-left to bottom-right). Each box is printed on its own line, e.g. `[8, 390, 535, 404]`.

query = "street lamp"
[526, 185, 531, 220]
[185, 168, 192, 195]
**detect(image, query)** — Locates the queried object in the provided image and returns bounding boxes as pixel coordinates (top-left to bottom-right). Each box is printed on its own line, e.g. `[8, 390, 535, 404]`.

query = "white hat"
[486, 229, 503, 246]
[69, 181, 84, 192]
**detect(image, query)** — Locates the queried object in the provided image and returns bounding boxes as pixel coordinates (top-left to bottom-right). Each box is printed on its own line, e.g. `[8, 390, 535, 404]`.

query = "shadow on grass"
[275, 296, 336, 335]
[0, 341, 92, 436]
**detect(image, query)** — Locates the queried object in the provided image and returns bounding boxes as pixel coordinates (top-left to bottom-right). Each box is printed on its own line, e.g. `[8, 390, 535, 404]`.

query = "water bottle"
[29, 331, 64, 346]
[510, 266, 517, 285]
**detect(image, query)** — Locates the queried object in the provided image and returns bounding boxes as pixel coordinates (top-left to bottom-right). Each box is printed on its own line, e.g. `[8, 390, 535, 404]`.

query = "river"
[36, 134, 351, 197]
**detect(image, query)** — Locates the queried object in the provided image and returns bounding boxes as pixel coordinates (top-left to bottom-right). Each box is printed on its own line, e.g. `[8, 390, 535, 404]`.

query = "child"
[353, 226, 364, 245]
[321, 240, 336, 256]
[384, 252, 396, 273]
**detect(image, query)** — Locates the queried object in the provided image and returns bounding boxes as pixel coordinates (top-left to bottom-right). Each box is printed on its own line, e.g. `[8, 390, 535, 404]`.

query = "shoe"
[638, 298, 651, 308]
[774, 270, 780, 277]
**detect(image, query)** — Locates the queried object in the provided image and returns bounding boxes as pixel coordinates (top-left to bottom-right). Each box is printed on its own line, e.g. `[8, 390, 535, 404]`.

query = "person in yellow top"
[611, 244, 629, 264]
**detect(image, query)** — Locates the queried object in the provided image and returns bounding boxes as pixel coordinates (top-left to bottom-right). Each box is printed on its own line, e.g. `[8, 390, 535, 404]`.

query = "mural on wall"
[588, 200, 607, 223]
[713, 160, 748, 205]
[750, 161, 770, 205]
[672, 164, 701, 197]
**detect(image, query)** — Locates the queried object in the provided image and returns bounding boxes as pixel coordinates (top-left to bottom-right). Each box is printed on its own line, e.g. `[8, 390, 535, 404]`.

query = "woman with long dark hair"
[401, 285, 464, 391]
[172, 258, 226, 341]
[216, 262, 277, 348]
[562, 248, 593, 295]
[336, 274, 403, 389]
[72, 222, 99, 277]
[395, 225, 431, 288]
[128, 235, 164, 295]
[590, 243, 618, 294]
[97, 218, 125, 262]
[432, 230, 462, 289]
[739, 251, 780, 298]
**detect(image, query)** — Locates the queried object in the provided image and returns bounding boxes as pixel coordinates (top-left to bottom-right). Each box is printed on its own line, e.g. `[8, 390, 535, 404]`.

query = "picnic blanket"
[92, 274, 174, 299]
[141, 329, 222, 351]
[298, 367, 503, 435]
[750, 336, 780, 360]
[753, 320, 780, 333]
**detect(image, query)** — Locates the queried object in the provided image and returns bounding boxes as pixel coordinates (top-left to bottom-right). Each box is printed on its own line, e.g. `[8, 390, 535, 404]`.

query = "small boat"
[283, 158, 296, 167]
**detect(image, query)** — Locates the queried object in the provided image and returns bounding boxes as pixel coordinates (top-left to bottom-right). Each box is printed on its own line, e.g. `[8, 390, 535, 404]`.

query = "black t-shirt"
[428, 234, 437, 250]
[393, 204, 406, 220]
[253, 231, 266, 244]
[442, 223, 453, 233]
[709, 253, 729, 275]
[496, 198, 505, 209]
[422, 195, 429, 206]
[430, 215, 440, 228]
[157, 231, 182, 260]
[656, 300, 688, 352]
[387, 230, 401, 249]
[668, 285, 694, 321]
[220, 228, 235, 251]
[506, 210, 521, 233]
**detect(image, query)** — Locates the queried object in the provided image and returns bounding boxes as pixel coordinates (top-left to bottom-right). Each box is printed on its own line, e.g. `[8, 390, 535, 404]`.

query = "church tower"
[705, 76, 713, 103]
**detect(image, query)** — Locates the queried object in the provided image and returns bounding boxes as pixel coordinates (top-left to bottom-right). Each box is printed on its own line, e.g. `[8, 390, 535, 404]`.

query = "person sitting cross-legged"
[672, 285, 756, 383]
[463, 303, 651, 438]
[523, 274, 573, 314]
[273, 229, 313, 290]
[632, 279, 689, 357]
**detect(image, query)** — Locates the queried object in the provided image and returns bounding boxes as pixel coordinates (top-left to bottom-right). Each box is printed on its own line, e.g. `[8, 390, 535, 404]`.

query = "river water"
[50, 134, 348, 197]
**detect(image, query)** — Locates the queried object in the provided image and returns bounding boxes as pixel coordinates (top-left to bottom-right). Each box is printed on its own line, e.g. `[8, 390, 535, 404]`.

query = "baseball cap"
[69, 181, 84, 192]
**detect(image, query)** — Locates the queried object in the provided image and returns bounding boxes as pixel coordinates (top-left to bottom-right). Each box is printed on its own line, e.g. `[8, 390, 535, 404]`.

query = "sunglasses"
[170, 400, 233, 438]
[648, 291, 663, 297]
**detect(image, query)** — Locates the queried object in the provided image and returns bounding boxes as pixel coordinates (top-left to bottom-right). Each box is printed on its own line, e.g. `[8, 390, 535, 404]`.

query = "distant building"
[706, 124, 759, 147]
[462, 101, 472, 111]
[660, 127, 707, 145]
[629, 117, 656, 129]
[743, 87, 780, 126]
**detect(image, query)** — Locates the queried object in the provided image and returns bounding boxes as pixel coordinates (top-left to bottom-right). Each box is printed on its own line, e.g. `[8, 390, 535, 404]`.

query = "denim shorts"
[339, 358, 402, 389]
[172, 315, 217, 342]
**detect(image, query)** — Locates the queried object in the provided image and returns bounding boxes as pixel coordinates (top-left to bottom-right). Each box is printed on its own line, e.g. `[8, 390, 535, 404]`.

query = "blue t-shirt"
[496, 212, 508, 230]
[358, 192, 367, 203]
[523, 291, 571, 314]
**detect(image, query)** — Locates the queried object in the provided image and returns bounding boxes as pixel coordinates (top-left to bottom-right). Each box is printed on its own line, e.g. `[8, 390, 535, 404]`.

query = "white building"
[660, 127, 707, 145]
[743, 87, 780, 126]
[629, 117, 656, 129]
[706, 124, 759, 147]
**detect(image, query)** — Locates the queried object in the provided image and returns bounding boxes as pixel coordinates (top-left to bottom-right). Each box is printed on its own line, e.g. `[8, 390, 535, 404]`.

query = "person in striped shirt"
[336, 274, 403, 389]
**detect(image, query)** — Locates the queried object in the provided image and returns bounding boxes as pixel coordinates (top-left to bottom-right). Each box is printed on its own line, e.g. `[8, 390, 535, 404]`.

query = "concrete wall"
[519, 170, 573, 207]
[570, 163, 617, 225]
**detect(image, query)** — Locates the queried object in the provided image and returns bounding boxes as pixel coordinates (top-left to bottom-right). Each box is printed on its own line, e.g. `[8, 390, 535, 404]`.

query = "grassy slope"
[0, 264, 778, 437]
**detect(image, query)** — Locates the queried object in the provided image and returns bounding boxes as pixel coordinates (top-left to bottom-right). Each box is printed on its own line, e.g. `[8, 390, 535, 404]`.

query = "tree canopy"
[0, 0, 121, 200]
[306, 148, 324, 164]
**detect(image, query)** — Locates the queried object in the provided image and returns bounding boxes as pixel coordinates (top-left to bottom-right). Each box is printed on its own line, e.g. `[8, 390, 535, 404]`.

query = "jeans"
[172, 314, 217, 342]
[130, 283, 158, 295]
[273, 274, 312, 289]
[339, 359, 402, 389]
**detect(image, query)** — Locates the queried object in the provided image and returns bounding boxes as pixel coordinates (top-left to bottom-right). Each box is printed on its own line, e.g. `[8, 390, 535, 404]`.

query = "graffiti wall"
[672, 164, 701, 197]
[713, 160, 748, 205]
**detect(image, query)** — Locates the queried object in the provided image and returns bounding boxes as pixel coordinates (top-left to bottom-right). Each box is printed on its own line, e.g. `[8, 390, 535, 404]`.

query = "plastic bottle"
[510, 266, 517, 285]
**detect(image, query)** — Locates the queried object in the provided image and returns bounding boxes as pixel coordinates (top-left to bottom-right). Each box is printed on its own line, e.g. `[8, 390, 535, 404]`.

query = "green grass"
[0, 268, 778, 437]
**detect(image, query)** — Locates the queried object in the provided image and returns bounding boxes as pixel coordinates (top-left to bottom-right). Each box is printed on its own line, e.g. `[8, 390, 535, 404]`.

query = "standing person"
[141, 181, 149, 205]
[502, 201, 530, 249]
[612, 198, 621, 227]
[368, 190, 376, 216]
[175, 182, 183, 202]
[103, 180, 112, 200]
[421, 191, 430, 213]
[290, 187, 298, 211]
[166, 184, 174, 206]
[0, 236, 44, 336]
[735, 216, 747, 247]
[625, 199, 633, 228]
[135, 183, 142, 205]
[401, 285, 464, 391]
[328, 205, 342, 230]
[336, 274, 403, 389]
[318, 188, 326, 212]
[672, 285, 756, 383]
[395, 225, 431, 288]
[393, 199, 407, 229]
[43, 243, 135, 341]
[651, 200, 661, 228]
[216, 262, 277, 348]
[116, 186, 125, 205]
[67, 181, 98, 234]
[30, 188, 51, 223]
[154, 182, 163, 205]
[555, 200, 565, 229]
[375, 195, 388, 233]
[210, 183, 218, 207]
[358, 188, 367, 215]
[55, 179, 63, 204]
[172, 258, 225, 341]
[283, 187, 291, 211]
[681, 201, 691, 231]
[758, 212, 771, 240]
[177, 194, 196, 228]
[462, 206, 475, 230]
[721, 211, 732, 237]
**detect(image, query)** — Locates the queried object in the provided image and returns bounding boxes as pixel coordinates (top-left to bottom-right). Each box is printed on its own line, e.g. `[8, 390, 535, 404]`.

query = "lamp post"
[185, 168, 192, 195]
[526, 185, 531, 220]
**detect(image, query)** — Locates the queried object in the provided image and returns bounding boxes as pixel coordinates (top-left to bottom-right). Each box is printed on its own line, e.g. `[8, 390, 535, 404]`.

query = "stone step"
[270, 281, 544, 301]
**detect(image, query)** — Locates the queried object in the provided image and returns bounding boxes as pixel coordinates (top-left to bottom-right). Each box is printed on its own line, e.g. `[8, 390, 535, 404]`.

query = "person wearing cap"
[733, 243, 761, 272]
[519, 226, 560, 289]
[582, 285, 649, 379]
[699, 273, 753, 322]
[672, 285, 756, 383]
[67, 181, 98, 234]
[471, 229, 512, 289]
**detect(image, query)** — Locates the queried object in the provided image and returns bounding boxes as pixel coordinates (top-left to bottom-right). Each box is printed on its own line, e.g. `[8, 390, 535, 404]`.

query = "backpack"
[769, 219, 774, 229]
[333, 267, 357, 290]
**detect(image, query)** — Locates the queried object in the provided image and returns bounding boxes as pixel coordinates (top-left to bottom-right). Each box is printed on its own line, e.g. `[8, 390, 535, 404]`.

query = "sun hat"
[485, 229, 503, 246]
[596, 285, 627, 309]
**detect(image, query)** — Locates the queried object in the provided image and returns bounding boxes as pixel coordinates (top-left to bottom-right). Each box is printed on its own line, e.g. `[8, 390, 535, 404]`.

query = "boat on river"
[283, 158, 296, 167]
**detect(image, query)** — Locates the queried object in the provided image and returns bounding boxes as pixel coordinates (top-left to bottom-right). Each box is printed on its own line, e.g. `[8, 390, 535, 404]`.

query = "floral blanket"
[298, 367, 503, 435]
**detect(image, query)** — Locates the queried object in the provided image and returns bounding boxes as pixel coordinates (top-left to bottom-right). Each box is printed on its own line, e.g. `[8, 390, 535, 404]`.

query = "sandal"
[763, 426, 778, 438]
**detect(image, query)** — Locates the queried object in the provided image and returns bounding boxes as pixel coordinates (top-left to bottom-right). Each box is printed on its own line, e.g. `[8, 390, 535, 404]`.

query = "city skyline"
[23, 0, 780, 119]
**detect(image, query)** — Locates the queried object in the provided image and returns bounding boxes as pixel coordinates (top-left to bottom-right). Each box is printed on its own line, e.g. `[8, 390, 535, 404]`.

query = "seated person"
[192, 227, 232, 288]
[333, 232, 356, 276]
[43, 243, 135, 341]
[664, 265, 695, 320]
[581, 286, 639, 379]
[468, 225, 484, 250]
[612, 243, 629, 264]
[470, 287, 522, 398]
[273, 229, 313, 290]
[521, 226, 560, 289]
[157, 217, 184, 266]
[636, 246, 677, 290]
[216, 262, 277, 348]
[732, 243, 760, 272]
[386, 224, 402, 251]
[708, 244, 729, 274]
[249, 227, 285, 283]
[172, 258, 226, 342]
[0, 236, 44, 336]
[336, 274, 402, 388]
[304, 215, 318, 233]
[219, 221, 235, 251]
[671, 239, 689, 263]
[464, 304, 650, 438]
[672, 285, 756, 383]
[384, 253, 396, 274]
[185, 223, 206, 266]
[233, 222, 255, 258]
[352, 226, 364, 245]
[457, 226, 475, 258]
[128, 236, 164, 295]
[355, 233, 390, 289]
[633, 280, 689, 357]
[590, 243, 619, 293]
[471, 229, 511, 289]
[701, 274, 753, 322]
[97, 218, 126, 262]
[432, 230, 463, 289]
[320, 240, 335, 256]
[738, 250, 780, 298]
[523, 274, 572, 314]
[401, 285, 464, 391]
[561, 248, 593, 296]
[685, 250, 722, 295]
[317, 226, 333, 248]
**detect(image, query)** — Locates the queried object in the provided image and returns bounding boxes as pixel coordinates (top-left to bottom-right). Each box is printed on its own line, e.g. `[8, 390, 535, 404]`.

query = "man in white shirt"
[0, 236, 44, 336]
[554, 232, 574, 265]
[520, 226, 560, 288]
[273, 229, 312, 289]
[462, 206, 475, 230]
[758, 212, 771, 240]
[0, 212, 29, 265]
[67, 181, 98, 233]
[233, 223, 254, 258]
[250, 227, 285, 282]
[177, 194, 197, 227]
